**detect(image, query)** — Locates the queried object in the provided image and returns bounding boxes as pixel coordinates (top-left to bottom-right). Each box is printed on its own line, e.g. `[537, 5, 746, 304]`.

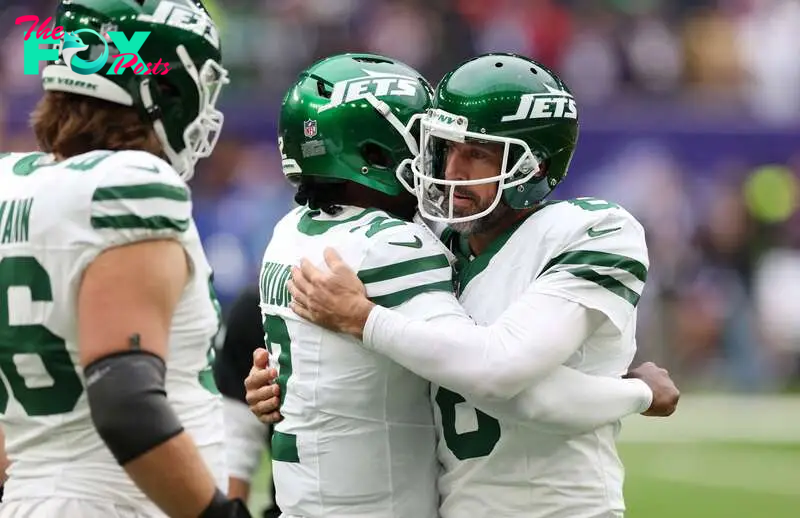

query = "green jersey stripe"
[540, 250, 647, 282]
[91, 215, 190, 232]
[271, 431, 299, 463]
[358, 254, 450, 285]
[562, 266, 641, 306]
[92, 183, 189, 202]
[370, 280, 452, 308]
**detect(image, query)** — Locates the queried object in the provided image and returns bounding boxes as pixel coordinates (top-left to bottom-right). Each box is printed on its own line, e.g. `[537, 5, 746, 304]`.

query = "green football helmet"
[279, 53, 434, 196]
[400, 53, 579, 224]
[42, 0, 229, 180]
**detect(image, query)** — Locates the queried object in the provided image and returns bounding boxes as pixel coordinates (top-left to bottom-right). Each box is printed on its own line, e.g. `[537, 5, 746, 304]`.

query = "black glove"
[199, 488, 252, 518]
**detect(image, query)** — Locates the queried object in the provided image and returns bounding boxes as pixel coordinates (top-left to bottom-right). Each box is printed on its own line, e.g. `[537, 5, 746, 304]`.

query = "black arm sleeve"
[214, 286, 265, 404]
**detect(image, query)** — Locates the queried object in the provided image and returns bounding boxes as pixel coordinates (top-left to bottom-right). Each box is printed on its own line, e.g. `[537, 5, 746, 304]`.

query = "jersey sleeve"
[533, 204, 649, 332]
[357, 222, 455, 317]
[88, 151, 192, 249]
[464, 367, 652, 434]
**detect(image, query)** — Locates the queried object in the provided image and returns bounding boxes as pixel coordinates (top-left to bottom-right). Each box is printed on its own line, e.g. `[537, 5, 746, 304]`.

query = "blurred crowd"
[0, 0, 798, 391]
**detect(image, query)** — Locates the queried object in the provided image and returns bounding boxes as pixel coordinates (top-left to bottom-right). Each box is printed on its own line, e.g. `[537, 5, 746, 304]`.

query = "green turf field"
[248, 395, 800, 517]
[619, 442, 800, 517]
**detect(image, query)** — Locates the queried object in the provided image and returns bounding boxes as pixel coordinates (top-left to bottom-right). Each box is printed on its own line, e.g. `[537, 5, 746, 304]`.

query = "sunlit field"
[249, 396, 800, 518]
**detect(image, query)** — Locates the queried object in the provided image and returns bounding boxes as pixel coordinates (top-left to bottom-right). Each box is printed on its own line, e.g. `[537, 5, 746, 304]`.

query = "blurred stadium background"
[2, 0, 799, 516]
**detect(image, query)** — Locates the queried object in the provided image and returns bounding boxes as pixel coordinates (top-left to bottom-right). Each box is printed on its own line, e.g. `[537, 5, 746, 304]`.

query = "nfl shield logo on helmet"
[303, 120, 318, 138]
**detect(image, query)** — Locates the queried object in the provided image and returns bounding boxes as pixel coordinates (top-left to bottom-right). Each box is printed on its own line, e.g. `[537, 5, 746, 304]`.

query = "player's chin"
[443, 199, 474, 218]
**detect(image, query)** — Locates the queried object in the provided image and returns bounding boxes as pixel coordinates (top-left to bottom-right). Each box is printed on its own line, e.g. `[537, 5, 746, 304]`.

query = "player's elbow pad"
[84, 351, 184, 465]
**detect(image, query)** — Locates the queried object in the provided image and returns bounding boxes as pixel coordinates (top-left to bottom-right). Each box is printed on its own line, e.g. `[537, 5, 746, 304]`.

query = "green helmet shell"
[42, 0, 229, 180]
[279, 53, 434, 197]
[408, 53, 579, 223]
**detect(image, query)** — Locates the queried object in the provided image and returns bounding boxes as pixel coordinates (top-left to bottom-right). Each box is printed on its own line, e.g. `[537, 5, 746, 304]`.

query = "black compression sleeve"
[84, 350, 184, 465]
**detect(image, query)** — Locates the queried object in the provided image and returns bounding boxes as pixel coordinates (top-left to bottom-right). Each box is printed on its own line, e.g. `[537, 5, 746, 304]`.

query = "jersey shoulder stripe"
[358, 220, 453, 308]
[92, 182, 189, 202]
[539, 250, 648, 306]
[89, 151, 192, 239]
[91, 182, 190, 231]
[358, 253, 450, 284]
[528, 199, 649, 330]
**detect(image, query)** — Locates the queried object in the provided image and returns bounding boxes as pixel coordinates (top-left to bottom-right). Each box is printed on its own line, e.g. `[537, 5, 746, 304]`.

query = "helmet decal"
[501, 85, 577, 122]
[318, 69, 421, 113]
[278, 53, 433, 197]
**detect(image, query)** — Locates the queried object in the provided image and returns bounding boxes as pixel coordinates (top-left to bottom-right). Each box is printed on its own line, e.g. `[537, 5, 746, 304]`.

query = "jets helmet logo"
[501, 84, 577, 122]
[318, 69, 419, 112]
[138, 1, 220, 49]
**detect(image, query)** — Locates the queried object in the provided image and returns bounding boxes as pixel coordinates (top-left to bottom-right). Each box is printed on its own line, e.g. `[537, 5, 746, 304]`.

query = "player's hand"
[624, 362, 680, 417]
[244, 348, 282, 424]
[287, 247, 375, 338]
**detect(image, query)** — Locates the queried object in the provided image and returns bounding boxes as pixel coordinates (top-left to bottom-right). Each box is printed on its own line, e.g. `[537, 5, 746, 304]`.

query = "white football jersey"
[260, 205, 456, 518]
[0, 151, 226, 514]
[433, 198, 649, 518]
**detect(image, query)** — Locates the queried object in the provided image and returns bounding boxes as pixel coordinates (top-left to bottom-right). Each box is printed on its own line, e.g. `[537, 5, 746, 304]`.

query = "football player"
[0, 1, 247, 517]
[255, 52, 444, 518]
[247, 53, 678, 518]
[272, 53, 681, 518]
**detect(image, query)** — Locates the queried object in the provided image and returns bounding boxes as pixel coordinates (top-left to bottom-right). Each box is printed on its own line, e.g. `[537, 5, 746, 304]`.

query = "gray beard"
[444, 196, 514, 236]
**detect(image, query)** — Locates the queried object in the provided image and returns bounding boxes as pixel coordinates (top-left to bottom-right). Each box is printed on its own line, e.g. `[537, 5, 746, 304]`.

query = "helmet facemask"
[143, 45, 229, 181]
[399, 108, 542, 224]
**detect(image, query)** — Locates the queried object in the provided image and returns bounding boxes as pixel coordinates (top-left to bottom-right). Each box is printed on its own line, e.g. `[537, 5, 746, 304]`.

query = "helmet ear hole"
[361, 142, 392, 169]
[153, 76, 178, 97]
[351, 56, 394, 65]
[317, 80, 332, 99]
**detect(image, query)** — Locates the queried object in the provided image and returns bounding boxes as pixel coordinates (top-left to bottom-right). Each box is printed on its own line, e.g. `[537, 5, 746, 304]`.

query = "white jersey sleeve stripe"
[365, 267, 452, 298]
[91, 182, 189, 202]
[358, 253, 450, 284]
[552, 267, 640, 306]
[539, 250, 647, 306]
[90, 213, 190, 232]
[90, 182, 191, 232]
[370, 279, 453, 308]
[359, 253, 453, 308]
[540, 250, 647, 282]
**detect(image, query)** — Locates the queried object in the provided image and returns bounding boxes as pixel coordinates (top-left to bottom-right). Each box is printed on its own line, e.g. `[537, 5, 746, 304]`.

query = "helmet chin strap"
[139, 77, 190, 179]
[367, 93, 424, 196]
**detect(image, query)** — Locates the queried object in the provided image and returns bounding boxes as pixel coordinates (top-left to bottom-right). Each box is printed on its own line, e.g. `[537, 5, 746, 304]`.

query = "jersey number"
[263, 314, 300, 462]
[0, 257, 83, 415]
[436, 386, 500, 460]
[263, 315, 292, 406]
[568, 198, 619, 211]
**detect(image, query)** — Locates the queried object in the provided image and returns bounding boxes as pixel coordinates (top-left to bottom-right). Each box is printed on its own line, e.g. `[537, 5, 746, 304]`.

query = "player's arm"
[383, 289, 655, 432]
[78, 158, 246, 518]
[214, 288, 270, 502]
[289, 249, 658, 431]
[365, 292, 612, 400]
[360, 222, 651, 401]
[290, 223, 659, 406]
[463, 356, 653, 434]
